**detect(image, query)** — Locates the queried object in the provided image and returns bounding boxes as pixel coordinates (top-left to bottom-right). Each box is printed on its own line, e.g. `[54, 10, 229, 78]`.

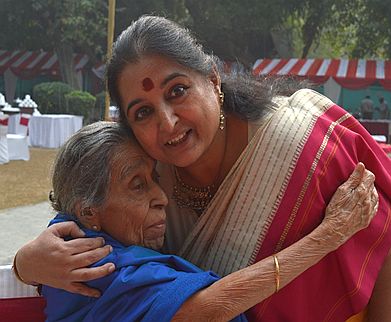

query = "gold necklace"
[172, 122, 228, 215]
[172, 168, 215, 215]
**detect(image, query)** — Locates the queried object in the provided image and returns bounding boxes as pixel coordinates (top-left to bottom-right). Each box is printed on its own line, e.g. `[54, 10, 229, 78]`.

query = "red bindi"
[142, 77, 154, 91]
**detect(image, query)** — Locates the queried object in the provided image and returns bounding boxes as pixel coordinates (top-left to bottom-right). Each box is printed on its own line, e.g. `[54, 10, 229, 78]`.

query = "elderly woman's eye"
[130, 177, 146, 191]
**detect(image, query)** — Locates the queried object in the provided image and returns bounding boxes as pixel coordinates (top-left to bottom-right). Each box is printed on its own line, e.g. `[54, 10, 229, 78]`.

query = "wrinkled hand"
[323, 162, 379, 247]
[15, 222, 115, 297]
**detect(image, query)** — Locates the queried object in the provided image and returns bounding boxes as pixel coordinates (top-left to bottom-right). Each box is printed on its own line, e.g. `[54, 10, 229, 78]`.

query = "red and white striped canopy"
[0, 49, 90, 79]
[252, 58, 391, 90]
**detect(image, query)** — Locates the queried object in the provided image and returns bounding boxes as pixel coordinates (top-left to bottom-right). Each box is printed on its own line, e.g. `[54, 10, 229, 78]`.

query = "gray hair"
[106, 15, 309, 126]
[50, 121, 135, 215]
[106, 15, 216, 123]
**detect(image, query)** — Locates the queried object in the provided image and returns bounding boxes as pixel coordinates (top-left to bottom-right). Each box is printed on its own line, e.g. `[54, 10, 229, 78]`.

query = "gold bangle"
[273, 255, 280, 293]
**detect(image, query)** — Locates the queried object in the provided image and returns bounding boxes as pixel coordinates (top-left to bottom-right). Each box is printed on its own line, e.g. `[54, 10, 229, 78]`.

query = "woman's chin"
[143, 236, 165, 250]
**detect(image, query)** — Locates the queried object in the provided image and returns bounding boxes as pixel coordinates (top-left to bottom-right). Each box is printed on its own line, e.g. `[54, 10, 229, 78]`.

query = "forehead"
[110, 142, 153, 178]
[118, 55, 194, 90]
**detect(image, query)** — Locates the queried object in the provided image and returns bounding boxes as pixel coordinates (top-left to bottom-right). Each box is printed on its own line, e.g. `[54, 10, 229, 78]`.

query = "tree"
[184, 0, 302, 65]
[0, 0, 107, 89]
[112, 0, 305, 66]
[2, 0, 390, 87]
[285, 0, 391, 59]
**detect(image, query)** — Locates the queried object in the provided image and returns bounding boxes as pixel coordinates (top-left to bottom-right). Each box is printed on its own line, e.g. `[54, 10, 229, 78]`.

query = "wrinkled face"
[117, 55, 221, 168]
[97, 142, 168, 249]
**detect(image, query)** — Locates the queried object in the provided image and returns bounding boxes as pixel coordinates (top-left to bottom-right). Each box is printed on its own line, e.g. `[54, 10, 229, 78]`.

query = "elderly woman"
[15, 16, 391, 321]
[42, 121, 376, 321]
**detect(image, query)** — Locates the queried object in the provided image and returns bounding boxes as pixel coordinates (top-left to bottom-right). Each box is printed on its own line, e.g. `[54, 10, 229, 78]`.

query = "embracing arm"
[14, 221, 115, 297]
[173, 163, 378, 321]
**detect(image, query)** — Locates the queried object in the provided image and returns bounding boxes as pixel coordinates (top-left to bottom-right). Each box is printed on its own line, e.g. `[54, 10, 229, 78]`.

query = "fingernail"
[107, 245, 113, 252]
[100, 238, 105, 246]
[92, 292, 100, 298]
[108, 263, 115, 273]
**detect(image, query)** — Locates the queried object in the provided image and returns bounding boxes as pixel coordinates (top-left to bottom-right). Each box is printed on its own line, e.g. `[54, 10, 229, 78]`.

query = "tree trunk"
[55, 43, 81, 90]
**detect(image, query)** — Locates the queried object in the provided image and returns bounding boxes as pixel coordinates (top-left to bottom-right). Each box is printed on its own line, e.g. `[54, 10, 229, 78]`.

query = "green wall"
[339, 84, 391, 119]
[316, 83, 390, 119]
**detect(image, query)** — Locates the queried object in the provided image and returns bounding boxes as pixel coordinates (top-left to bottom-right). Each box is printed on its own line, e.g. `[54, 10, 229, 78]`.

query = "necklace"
[172, 168, 215, 215]
[172, 122, 229, 215]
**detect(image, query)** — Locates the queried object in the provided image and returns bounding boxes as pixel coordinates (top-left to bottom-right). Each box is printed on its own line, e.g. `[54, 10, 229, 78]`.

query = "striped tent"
[0, 49, 90, 79]
[252, 58, 391, 91]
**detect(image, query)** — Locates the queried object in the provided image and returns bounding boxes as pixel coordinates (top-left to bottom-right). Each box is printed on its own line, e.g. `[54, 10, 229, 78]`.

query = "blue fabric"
[43, 214, 247, 322]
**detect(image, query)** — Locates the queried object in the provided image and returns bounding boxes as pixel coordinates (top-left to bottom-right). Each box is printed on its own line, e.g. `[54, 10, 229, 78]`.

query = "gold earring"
[219, 91, 225, 130]
[219, 109, 225, 130]
[92, 225, 99, 231]
[219, 92, 224, 106]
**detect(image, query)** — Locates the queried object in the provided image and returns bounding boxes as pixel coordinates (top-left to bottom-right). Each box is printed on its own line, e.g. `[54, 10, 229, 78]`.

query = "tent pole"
[104, 0, 116, 121]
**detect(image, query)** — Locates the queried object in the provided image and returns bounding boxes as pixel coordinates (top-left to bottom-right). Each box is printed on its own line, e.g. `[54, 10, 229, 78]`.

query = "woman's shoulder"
[287, 88, 335, 113]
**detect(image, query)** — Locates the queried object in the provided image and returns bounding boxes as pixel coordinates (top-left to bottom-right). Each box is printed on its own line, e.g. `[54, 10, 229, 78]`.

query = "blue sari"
[42, 214, 247, 322]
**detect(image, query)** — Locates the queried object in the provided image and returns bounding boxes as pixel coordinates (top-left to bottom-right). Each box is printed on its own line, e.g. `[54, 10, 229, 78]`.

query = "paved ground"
[0, 202, 54, 265]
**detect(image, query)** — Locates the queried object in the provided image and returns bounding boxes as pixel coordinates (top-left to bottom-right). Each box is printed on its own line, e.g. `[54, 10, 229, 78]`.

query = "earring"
[218, 90, 225, 130]
[219, 109, 225, 130]
[219, 92, 224, 106]
[92, 225, 99, 231]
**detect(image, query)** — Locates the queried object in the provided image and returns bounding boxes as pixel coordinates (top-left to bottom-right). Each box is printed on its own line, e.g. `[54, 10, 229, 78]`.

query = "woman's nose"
[150, 181, 169, 209]
[158, 105, 178, 132]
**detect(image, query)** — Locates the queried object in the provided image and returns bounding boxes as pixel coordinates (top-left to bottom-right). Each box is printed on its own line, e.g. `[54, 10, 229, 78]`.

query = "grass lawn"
[0, 148, 58, 210]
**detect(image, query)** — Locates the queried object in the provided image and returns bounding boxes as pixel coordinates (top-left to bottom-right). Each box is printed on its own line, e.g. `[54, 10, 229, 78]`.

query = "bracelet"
[273, 254, 280, 293]
[12, 253, 39, 286]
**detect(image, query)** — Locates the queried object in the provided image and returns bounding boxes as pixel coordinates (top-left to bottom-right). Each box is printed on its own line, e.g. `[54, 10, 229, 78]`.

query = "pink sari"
[248, 92, 391, 321]
[174, 89, 391, 321]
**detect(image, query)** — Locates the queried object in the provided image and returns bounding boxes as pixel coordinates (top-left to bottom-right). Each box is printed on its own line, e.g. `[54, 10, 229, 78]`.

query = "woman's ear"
[76, 206, 101, 231]
[209, 64, 221, 90]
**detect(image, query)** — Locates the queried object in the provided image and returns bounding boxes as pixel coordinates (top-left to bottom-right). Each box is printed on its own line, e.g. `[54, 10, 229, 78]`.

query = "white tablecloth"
[29, 114, 83, 148]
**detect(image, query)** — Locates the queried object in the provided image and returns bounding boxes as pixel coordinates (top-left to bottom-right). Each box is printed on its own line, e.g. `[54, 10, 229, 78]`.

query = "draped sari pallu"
[179, 89, 391, 322]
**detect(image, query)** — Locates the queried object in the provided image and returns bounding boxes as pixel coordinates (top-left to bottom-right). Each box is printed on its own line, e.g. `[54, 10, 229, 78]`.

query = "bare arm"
[174, 163, 378, 321]
[14, 221, 115, 297]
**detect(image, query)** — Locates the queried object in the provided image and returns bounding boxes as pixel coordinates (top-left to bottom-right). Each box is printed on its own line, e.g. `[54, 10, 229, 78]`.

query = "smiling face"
[95, 142, 168, 249]
[117, 55, 222, 168]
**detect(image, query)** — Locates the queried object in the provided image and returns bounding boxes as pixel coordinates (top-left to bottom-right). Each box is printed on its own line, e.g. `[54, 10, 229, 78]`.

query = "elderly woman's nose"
[158, 105, 178, 132]
[150, 182, 169, 208]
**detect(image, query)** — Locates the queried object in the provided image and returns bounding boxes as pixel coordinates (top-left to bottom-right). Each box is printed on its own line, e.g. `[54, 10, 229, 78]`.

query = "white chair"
[7, 134, 30, 161]
[3, 113, 30, 161]
[0, 114, 9, 164]
[12, 113, 30, 136]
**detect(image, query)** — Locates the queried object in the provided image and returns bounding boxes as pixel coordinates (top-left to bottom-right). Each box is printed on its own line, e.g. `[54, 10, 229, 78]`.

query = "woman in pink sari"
[15, 16, 391, 321]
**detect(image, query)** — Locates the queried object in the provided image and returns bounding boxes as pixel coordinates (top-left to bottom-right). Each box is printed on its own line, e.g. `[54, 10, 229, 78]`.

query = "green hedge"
[33, 82, 73, 114]
[65, 90, 96, 124]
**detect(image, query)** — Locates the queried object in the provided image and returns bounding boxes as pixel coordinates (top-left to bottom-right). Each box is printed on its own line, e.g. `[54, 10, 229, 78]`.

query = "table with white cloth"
[29, 114, 83, 148]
